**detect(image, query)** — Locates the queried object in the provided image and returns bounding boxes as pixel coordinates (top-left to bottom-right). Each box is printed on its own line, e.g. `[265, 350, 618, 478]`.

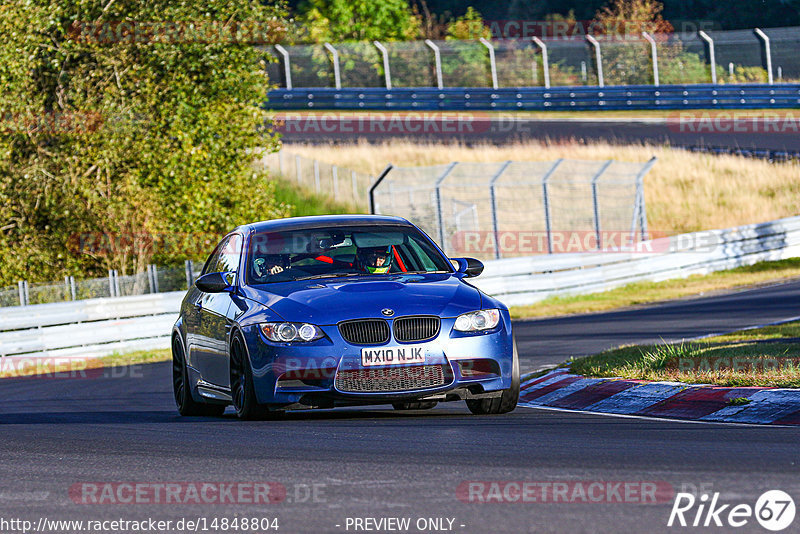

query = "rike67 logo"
[668, 490, 796, 531]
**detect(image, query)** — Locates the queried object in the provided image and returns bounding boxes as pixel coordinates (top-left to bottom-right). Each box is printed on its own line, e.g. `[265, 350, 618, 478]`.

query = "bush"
[0, 1, 289, 285]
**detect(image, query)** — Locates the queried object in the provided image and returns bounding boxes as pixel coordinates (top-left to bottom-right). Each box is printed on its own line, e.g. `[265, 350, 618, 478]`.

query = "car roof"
[238, 214, 414, 234]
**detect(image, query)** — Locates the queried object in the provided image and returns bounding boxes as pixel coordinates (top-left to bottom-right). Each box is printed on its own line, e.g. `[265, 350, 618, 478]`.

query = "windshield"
[247, 224, 453, 284]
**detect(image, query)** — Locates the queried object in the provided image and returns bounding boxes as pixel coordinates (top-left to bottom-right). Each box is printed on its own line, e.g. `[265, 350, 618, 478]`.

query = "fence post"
[425, 39, 444, 89]
[274, 44, 292, 90]
[108, 270, 115, 297]
[17, 280, 26, 306]
[489, 161, 512, 260]
[754, 28, 774, 85]
[64, 276, 71, 301]
[698, 31, 717, 84]
[313, 160, 321, 193]
[185, 260, 194, 289]
[114, 270, 121, 297]
[332, 165, 339, 201]
[541, 159, 564, 254]
[295, 154, 302, 185]
[374, 41, 392, 90]
[585, 35, 604, 87]
[642, 32, 660, 86]
[591, 160, 614, 251]
[434, 162, 459, 252]
[147, 265, 155, 294]
[532, 37, 550, 89]
[635, 157, 657, 242]
[69, 276, 76, 301]
[479, 38, 499, 89]
[323, 42, 342, 90]
[368, 165, 395, 214]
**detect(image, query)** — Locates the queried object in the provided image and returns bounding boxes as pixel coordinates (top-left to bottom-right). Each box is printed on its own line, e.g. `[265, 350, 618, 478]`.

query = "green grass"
[271, 178, 358, 217]
[566, 322, 800, 388]
[0, 348, 171, 379]
[510, 258, 800, 319]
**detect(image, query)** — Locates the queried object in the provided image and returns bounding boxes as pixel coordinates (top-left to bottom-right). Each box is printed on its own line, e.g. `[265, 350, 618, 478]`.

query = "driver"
[253, 254, 289, 280]
[356, 246, 393, 274]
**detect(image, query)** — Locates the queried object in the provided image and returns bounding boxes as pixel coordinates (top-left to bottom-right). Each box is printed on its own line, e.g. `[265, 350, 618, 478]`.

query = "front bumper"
[241, 312, 514, 407]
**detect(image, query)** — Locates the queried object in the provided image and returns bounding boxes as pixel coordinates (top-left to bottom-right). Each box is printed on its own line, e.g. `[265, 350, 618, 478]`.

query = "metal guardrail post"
[69, 276, 76, 301]
[642, 32, 660, 86]
[489, 161, 512, 259]
[434, 162, 459, 250]
[479, 38, 499, 89]
[114, 270, 121, 297]
[590, 160, 614, 251]
[754, 28, 774, 85]
[323, 42, 342, 90]
[17, 280, 25, 306]
[532, 37, 550, 89]
[585, 35, 604, 87]
[373, 41, 392, 90]
[152, 265, 160, 293]
[698, 31, 717, 84]
[541, 159, 564, 254]
[185, 260, 194, 289]
[274, 44, 292, 90]
[425, 39, 444, 89]
[368, 164, 395, 214]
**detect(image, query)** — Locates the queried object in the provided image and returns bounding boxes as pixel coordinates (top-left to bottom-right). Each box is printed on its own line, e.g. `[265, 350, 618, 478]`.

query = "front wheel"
[172, 335, 226, 417]
[230, 332, 273, 420]
[466, 339, 520, 415]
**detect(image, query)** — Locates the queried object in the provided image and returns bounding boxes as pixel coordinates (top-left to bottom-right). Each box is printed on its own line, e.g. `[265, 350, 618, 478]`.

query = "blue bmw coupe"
[172, 215, 519, 419]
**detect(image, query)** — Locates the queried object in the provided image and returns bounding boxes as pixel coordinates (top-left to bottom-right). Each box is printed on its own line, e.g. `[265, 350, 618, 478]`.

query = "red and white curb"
[519, 369, 800, 425]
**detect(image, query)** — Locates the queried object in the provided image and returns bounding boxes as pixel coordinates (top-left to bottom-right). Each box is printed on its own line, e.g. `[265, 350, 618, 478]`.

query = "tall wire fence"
[266, 27, 800, 89]
[256, 150, 375, 210]
[372, 158, 655, 260]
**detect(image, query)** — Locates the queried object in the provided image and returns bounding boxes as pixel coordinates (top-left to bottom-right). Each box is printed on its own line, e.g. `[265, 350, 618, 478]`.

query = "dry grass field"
[285, 141, 800, 234]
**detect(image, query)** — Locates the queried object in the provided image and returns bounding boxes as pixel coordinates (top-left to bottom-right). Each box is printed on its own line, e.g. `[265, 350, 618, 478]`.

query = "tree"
[301, 0, 421, 42]
[0, 0, 290, 286]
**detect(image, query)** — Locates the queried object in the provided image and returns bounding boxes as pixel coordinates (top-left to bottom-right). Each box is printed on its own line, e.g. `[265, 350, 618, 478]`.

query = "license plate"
[361, 345, 426, 367]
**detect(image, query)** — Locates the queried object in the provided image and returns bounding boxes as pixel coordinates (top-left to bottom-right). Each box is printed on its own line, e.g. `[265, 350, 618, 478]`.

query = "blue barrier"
[267, 84, 800, 111]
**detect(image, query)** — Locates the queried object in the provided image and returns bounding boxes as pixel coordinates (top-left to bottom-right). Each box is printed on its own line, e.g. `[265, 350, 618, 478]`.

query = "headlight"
[260, 322, 324, 342]
[453, 309, 501, 332]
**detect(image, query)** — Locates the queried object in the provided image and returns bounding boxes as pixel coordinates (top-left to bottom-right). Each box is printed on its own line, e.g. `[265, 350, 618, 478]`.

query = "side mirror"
[451, 257, 484, 278]
[195, 272, 235, 293]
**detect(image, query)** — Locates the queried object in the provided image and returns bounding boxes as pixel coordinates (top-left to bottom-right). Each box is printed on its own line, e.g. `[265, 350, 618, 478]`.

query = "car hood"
[242, 273, 482, 324]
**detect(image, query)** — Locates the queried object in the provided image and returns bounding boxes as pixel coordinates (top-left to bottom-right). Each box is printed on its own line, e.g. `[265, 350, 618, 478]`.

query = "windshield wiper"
[293, 272, 362, 281]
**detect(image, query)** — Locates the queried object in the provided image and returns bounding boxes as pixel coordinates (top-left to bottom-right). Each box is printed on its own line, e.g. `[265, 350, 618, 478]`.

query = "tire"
[466, 339, 520, 415]
[392, 401, 438, 410]
[172, 335, 226, 417]
[230, 332, 272, 420]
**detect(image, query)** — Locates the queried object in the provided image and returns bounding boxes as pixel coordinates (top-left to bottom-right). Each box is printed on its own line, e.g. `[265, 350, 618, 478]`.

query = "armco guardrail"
[472, 215, 800, 306]
[266, 84, 800, 111]
[0, 292, 183, 359]
[2, 215, 798, 359]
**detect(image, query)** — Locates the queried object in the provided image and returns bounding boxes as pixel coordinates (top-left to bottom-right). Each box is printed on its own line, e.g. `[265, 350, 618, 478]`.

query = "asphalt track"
[2, 280, 800, 533]
[277, 115, 800, 152]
